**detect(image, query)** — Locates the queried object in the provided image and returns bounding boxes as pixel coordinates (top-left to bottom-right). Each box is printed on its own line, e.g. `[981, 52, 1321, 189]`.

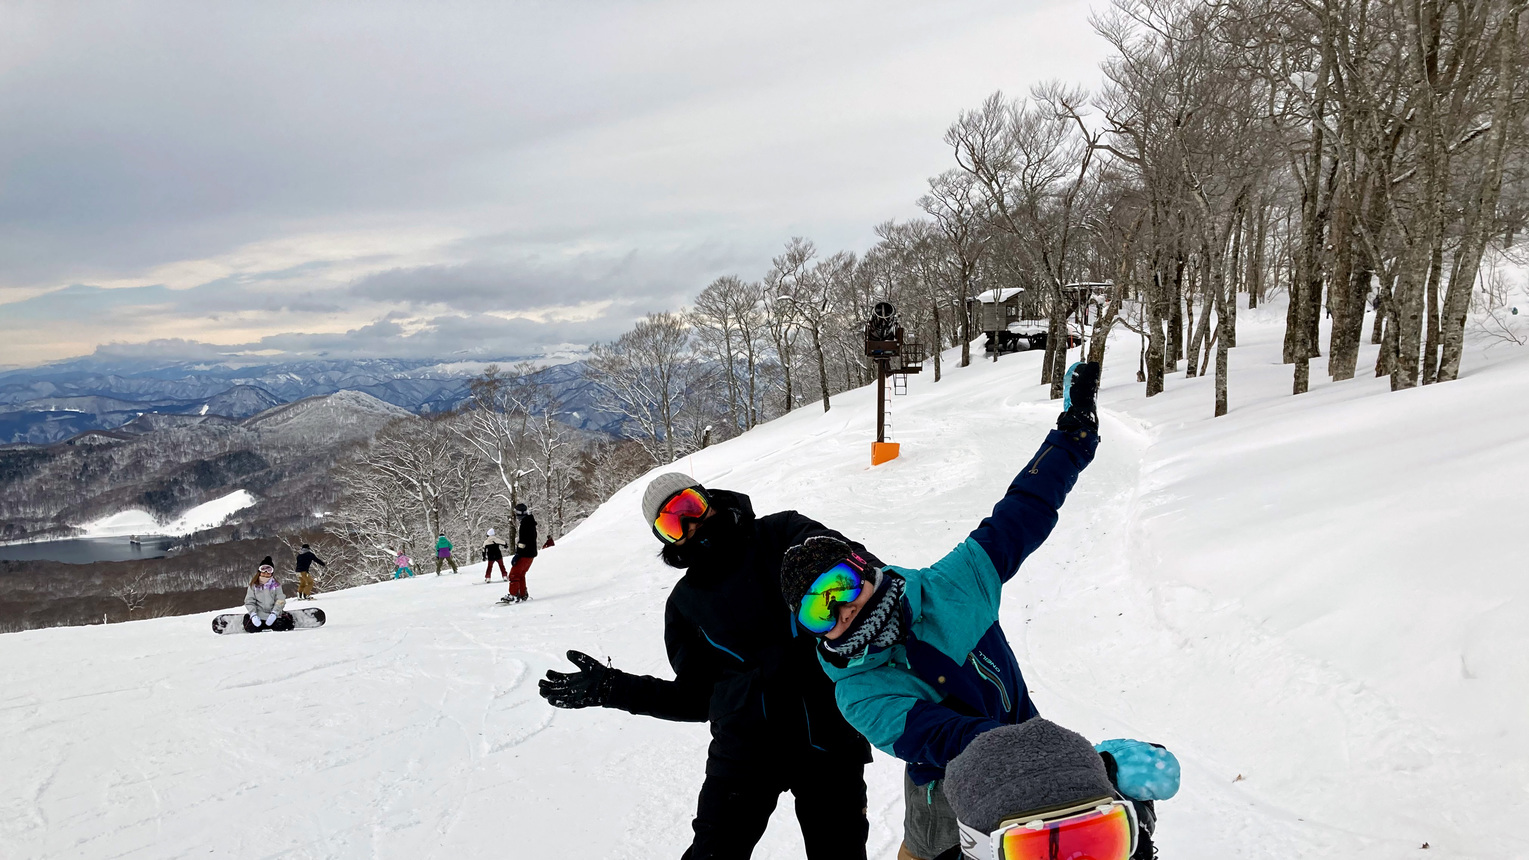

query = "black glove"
[539, 650, 618, 709]
[1057, 361, 1101, 432]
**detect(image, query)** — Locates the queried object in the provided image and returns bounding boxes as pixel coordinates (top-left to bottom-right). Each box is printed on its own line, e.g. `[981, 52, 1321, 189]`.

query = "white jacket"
[244, 581, 287, 617]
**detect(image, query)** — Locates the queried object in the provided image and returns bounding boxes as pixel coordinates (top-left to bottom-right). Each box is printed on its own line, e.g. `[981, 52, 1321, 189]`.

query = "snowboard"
[212, 607, 326, 634]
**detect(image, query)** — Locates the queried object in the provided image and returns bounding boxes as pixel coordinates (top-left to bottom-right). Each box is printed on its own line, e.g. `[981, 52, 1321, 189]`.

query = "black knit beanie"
[945, 718, 1117, 834]
[781, 535, 862, 608]
[259, 555, 274, 568]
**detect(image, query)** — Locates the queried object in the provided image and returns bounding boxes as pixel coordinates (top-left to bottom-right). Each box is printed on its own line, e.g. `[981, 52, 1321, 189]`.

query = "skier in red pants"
[501, 503, 537, 603]
[483, 529, 508, 582]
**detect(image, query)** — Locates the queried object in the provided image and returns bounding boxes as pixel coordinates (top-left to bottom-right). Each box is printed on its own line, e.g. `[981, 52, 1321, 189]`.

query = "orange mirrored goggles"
[958, 799, 1136, 860]
[652, 487, 710, 543]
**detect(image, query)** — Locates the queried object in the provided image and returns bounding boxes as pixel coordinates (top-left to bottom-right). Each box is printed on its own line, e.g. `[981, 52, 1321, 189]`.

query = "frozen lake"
[0, 536, 172, 565]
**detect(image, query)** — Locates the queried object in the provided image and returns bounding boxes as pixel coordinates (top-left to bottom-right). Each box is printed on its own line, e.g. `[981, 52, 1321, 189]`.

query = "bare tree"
[587, 312, 703, 466]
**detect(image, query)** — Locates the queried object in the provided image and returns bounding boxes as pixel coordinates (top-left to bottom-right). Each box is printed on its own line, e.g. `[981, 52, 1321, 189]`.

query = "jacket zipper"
[1027, 445, 1054, 475]
[969, 651, 1012, 712]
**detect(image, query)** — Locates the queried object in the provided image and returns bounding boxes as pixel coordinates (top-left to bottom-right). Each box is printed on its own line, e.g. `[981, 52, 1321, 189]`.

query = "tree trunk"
[1438, 5, 1520, 383]
[1248, 204, 1267, 309]
[1215, 258, 1230, 416]
[1146, 270, 1167, 396]
[960, 282, 973, 368]
[1169, 251, 1185, 369]
[930, 297, 943, 382]
[1326, 174, 1356, 379]
[1420, 236, 1445, 385]
[1186, 268, 1214, 379]
[1226, 205, 1242, 347]
[1048, 290, 1068, 399]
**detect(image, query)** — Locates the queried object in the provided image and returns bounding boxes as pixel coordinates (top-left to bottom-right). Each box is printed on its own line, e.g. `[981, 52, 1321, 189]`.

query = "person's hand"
[250, 615, 263, 627]
[265, 612, 279, 626]
[1059, 361, 1101, 432]
[538, 650, 617, 709]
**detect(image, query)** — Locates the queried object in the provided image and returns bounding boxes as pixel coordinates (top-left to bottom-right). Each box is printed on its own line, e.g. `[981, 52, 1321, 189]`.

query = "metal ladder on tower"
[882, 374, 896, 441]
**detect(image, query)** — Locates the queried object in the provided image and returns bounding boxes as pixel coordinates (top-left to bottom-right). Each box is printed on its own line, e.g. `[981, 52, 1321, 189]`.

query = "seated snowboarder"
[537, 472, 874, 859]
[294, 543, 326, 599]
[778, 362, 1101, 860]
[435, 532, 458, 575]
[244, 557, 294, 632]
[943, 718, 1177, 860]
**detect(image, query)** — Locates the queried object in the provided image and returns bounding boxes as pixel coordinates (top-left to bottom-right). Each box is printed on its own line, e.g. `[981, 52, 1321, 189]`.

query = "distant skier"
[294, 543, 326, 599]
[393, 550, 415, 579]
[501, 503, 536, 603]
[244, 557, 294, 632]
[777, 362, 1101, 860]
[482, 529, 507, 582]
[434, 532, 458, 575]
[943, 718, 1177, 860]
[538, 472, 874, 860]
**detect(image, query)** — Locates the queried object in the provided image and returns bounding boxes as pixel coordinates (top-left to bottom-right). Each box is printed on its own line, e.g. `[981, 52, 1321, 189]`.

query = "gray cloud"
[0, 0, 1108, 365]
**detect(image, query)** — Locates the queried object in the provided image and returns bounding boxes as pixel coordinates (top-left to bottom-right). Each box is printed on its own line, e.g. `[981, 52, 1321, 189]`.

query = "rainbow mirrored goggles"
[794, 553, 872, 635]
[652, 487, 710, 544]
[956, 798, 1137, 860]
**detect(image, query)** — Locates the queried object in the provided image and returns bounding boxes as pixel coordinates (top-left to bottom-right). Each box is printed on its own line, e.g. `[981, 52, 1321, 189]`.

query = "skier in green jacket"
[434, 532, 458, 575]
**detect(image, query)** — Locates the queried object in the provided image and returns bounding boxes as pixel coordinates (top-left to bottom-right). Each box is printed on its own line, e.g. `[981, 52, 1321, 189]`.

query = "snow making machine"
[864, 301, 922, 466]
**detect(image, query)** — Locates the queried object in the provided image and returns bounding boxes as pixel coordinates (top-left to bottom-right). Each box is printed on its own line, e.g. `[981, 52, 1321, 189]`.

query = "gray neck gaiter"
[824, 571, 906, 657]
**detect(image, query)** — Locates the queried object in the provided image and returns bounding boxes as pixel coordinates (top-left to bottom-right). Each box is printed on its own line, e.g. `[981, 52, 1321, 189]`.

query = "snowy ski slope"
[2, 302, 1524, 858]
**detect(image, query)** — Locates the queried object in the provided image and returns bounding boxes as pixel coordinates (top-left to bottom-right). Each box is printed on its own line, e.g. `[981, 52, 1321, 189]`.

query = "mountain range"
[0, 388, 416, 543]
[0, 356, 619, 445]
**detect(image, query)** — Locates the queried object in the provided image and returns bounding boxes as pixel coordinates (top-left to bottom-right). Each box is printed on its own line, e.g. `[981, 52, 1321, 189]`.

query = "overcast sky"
[0, 0, 1108, 368]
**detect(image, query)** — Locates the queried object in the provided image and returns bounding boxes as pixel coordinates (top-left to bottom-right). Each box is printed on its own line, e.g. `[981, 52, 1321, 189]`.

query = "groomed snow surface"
[79, 490, 259, 538]
[3, 303, 1525, 858]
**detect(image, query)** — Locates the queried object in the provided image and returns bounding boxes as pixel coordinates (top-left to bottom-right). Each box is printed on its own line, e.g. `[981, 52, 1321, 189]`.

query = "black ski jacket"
[514, 514, 539, 560]
[605, 490, 872, 773]
[294, 551, 326, 573]
[484, 540, 505, 562]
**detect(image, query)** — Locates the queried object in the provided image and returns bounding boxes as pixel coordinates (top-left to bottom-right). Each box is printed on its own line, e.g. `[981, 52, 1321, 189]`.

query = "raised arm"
[968, 362, 1101, 584]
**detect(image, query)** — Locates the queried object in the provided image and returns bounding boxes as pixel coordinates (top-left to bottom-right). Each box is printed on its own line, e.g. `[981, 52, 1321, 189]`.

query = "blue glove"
[265, 612, 279, 627]
[250, 615, 263, 627]
[1097, 738, 1179, 801]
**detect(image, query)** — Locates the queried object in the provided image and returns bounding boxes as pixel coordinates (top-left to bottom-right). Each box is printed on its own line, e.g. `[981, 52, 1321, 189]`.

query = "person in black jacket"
[482, 529, 508, 582]
[294, 543, 326, 600]
[502, 502, 537, 603]
[538, 473, 873, 860]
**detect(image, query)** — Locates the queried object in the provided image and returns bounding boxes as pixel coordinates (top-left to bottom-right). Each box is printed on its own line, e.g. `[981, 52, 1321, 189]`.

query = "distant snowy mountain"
[0, 389, 418, 543]
[244, 389, 412, 446]
[0, 356, 619, 445]
[201, 384, 283, 419]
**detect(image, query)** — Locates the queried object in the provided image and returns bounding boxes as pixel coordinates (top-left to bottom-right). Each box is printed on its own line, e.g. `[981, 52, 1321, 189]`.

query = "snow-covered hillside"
[1, 304, 1523, 859]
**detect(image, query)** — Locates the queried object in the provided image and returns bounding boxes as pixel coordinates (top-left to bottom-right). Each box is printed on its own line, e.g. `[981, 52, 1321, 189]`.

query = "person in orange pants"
[501, 503, 537, 603]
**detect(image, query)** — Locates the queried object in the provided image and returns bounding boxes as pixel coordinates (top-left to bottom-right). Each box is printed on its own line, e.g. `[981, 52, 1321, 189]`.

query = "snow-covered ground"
[2, 303, 1525, 858]
[78, 490, 259, 538]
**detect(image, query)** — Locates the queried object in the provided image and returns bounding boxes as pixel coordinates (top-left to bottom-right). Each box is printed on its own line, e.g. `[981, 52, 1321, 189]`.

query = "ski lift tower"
[864, 301, 922, 466]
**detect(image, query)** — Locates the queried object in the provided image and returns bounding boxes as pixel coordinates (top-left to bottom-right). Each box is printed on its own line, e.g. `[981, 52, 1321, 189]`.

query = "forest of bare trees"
[590, 0, 1527, 447]
[324, 363, 650, 584]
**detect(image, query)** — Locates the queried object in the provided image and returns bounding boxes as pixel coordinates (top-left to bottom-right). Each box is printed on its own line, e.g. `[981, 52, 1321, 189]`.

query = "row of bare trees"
[324, 364, 650, 583]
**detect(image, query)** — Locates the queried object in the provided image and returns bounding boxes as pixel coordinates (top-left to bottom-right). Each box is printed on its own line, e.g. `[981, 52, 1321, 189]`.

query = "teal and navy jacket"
[819, 424, 1097, 785]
